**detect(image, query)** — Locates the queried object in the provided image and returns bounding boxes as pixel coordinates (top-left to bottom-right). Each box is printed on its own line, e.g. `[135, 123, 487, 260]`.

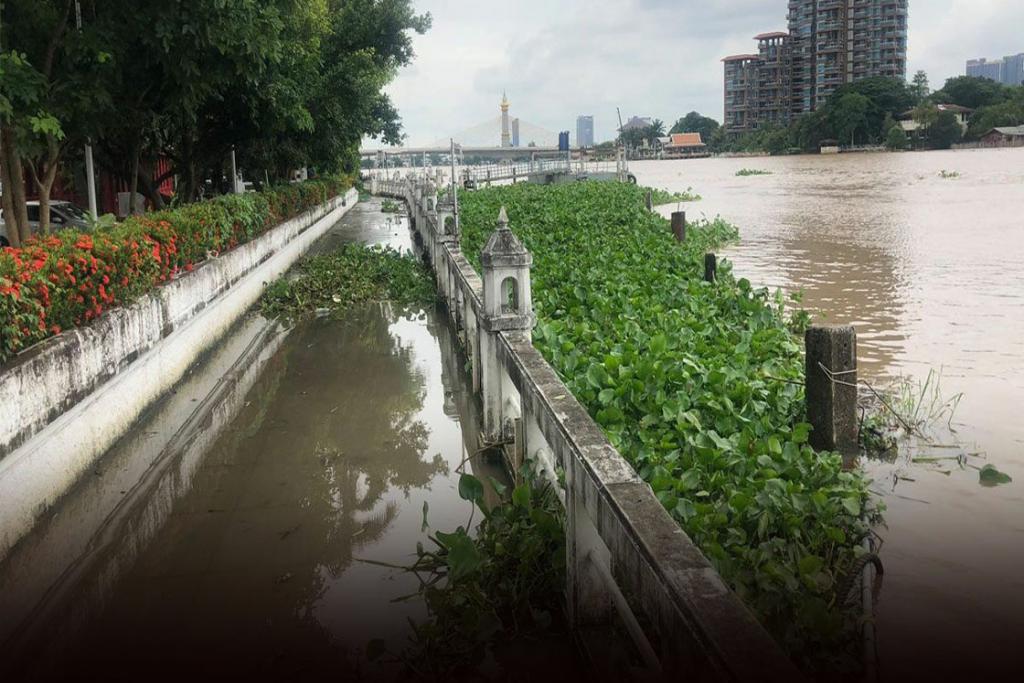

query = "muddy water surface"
[635, 150, 1024, 679]
[0, 202, 507, 680]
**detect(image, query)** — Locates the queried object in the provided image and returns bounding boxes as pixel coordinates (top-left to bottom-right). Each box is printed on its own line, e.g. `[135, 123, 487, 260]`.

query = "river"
[634, 149, 1024, 680]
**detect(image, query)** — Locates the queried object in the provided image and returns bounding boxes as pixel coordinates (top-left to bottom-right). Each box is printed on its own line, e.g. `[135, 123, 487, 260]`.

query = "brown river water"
[636, 150, 1024, 680]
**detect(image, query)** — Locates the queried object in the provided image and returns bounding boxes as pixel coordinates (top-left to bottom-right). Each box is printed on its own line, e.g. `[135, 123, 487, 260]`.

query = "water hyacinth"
[456, 181, 880, 662]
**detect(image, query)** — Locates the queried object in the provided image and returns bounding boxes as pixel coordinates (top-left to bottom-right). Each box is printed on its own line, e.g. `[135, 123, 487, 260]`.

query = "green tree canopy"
[829, 93, 871, 146]
[928, 110, 963, 149]
[669, 111, 721, 143]
[932, 75, 1010, 110]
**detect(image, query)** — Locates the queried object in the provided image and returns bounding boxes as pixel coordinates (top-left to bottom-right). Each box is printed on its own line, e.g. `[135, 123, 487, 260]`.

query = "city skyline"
[381, 0, 1024, 146]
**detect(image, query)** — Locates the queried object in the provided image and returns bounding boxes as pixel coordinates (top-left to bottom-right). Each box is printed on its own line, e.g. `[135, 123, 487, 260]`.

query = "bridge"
[361, 94, 590, 160]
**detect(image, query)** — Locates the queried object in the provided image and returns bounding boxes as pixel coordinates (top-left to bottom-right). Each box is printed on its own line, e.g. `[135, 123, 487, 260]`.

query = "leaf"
[436, 530, 482, 581]
[458, 473, 485, 503]
[798, 555, 823, 577]
[598, 388, 616, 405]
[512, 483, 532, 508]
[979, 465, 1012, 487]
[487, 476, 508, 496]
[841, 496, 861, 517]
[767, 436, 783, 456]
[586, 363, 608, 389]
[650, 333, 668, 354]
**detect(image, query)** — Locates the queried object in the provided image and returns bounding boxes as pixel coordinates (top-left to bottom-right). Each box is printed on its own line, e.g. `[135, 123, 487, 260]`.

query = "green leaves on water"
[456, 181, 878, 662]
[979, 464, 1013, 487]
[260, 243, 434, 321]
[435, 529, 482, 581]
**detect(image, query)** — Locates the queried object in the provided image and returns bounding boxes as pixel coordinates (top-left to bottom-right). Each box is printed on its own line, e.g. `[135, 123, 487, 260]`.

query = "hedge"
[0, 176, 353, 364]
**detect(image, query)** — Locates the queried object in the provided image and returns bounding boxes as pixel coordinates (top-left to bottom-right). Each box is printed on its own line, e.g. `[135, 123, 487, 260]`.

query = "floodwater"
[634, 150, 1024, 680]
[0, 202, 509, 680]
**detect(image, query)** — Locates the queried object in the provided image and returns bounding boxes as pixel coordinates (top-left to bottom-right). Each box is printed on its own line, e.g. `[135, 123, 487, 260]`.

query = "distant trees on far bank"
[665, 74, 1022, 157]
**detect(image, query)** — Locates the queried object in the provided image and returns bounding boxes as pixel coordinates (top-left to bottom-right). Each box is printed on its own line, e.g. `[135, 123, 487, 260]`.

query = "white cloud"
[381, 0, 1024, 147]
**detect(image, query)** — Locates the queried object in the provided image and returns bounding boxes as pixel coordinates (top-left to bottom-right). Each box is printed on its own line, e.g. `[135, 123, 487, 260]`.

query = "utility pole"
[75, 1, 98, 219]
[230, 147, 239, 194]
[450, 138, 459, 236]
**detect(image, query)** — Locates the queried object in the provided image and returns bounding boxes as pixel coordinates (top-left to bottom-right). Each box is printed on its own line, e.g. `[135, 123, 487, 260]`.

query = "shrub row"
[0, 176, 352, 364]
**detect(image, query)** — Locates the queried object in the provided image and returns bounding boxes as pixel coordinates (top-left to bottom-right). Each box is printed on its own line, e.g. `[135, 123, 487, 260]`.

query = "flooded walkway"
[0, 201, 499, 680]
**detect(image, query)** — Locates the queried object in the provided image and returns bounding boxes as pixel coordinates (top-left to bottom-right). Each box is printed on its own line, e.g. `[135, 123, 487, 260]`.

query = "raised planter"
[0, 188, 357, 560]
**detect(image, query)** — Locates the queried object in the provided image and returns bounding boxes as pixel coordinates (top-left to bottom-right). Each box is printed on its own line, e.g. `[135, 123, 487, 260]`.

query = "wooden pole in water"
[805, 325, 858, 456]
[704, 253, 717, 282]
[671, 211, 686, 242]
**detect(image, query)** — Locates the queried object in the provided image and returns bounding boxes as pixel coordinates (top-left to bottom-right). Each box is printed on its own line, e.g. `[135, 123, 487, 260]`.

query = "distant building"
[500, 92, 511, 147]
[898, 103, 974, 133]
[979, 125, 1024, 147]
[1005, 53, 1024, 86]
[965, 53, 1024, 86]
[512, 118, 521, 147]
[663, 132, 710, 159]
[967, 58, 1003, 82]
[724, 1, 909, 136]
[621, 116, 652, 131]
[576, 115, 594, 148]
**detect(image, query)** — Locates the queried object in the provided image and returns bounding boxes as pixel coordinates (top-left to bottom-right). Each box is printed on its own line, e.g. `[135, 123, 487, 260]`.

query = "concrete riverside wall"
[374, 177, 803, 681]
[0, 188, 358, 561]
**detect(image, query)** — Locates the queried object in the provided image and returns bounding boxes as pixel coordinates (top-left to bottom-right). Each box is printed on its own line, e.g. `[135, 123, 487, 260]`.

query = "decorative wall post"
[369, 176, 378, 195]
[805, 324, 858, 456]
[479, 207, 534, 443]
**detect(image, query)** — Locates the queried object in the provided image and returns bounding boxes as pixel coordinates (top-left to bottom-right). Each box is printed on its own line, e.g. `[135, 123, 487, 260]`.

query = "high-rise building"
[789, 0, 908, 110]
[1004, 53, 1024, 86]
[967, 58, 1003, 82]
[512, 118, 521, 147]
[500, 92, 511, 147]
[576, 115, 594, 147]
[967, 54, 1024, 86]
[724, 1, 909, 136]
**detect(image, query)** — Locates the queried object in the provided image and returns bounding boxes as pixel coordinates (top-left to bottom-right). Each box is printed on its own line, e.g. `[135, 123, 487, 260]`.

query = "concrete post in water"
[805, 325, 858, 455]
[479, 207, 534, 443]
[645, 190, 653, 212]
[671, 211, 686, 242]
[704, 253, 717, 282]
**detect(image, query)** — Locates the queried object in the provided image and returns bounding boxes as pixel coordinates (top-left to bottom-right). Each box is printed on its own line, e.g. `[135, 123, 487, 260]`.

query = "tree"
[670, 111, 721, 143]
[829, 93, 870, 146]
[967, 88, 1024, 138]
[928, 110, 962, 149]
[932, 75, 1009, 110]
[909, 70, 930, 104]
[912, 102, 940, 129]
[885, 125, 909, 151]
[829, 77, 914, 142]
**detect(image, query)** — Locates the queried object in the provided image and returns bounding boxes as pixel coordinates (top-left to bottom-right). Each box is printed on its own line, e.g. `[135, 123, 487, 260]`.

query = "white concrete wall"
[0, 188, 358, 561]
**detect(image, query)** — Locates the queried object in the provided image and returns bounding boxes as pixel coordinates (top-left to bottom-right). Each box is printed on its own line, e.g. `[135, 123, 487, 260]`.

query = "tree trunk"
[136, 166, 166, 211]
[0, 137, 20, 248]
[28, 138, 63, 234]
[1, 126, 31, 245]
[128, 141, 142, 215]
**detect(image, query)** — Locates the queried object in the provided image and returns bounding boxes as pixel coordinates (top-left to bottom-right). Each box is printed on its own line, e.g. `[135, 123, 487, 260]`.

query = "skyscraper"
[576, 115, 594, 148]
[967, 54, 1024, 86]
[500, 92, 511, 147]
[723, 1, 909, 136]
[512, 118, 521, 147]
[967, 58, 1003, 82]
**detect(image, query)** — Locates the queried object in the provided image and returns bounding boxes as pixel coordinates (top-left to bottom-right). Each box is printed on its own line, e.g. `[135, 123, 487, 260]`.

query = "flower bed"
[0, 177, 352, 364]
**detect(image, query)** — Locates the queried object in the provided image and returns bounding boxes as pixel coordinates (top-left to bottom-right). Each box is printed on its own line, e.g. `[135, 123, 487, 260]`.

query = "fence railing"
[371, 177, 805, 681]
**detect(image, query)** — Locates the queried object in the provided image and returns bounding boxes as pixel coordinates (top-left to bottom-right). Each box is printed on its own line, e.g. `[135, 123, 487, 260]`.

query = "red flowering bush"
[0, 175, 352, 363]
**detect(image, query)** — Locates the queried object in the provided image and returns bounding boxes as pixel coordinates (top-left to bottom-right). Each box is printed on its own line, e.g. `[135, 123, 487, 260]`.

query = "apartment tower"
[724, 1, 908, 136]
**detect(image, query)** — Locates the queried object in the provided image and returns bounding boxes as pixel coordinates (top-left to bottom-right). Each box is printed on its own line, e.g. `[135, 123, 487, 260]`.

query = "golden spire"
[501, 91, 509, 112]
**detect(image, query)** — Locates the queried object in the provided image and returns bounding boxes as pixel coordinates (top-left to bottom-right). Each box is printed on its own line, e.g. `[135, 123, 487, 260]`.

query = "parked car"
[1, 200, 91, 246]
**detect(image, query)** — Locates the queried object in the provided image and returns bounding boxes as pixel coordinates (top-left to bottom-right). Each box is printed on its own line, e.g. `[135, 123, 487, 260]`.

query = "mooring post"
[704, 253, 717, 282]
[805, 325, 858, 455]
[479, 207, 534, 444]
[645, 190, 653, 212]
[671, 211, 686, 242]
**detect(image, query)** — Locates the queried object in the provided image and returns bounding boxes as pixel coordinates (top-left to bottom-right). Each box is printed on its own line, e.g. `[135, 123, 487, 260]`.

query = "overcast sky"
[381, 0, 1024, 146]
